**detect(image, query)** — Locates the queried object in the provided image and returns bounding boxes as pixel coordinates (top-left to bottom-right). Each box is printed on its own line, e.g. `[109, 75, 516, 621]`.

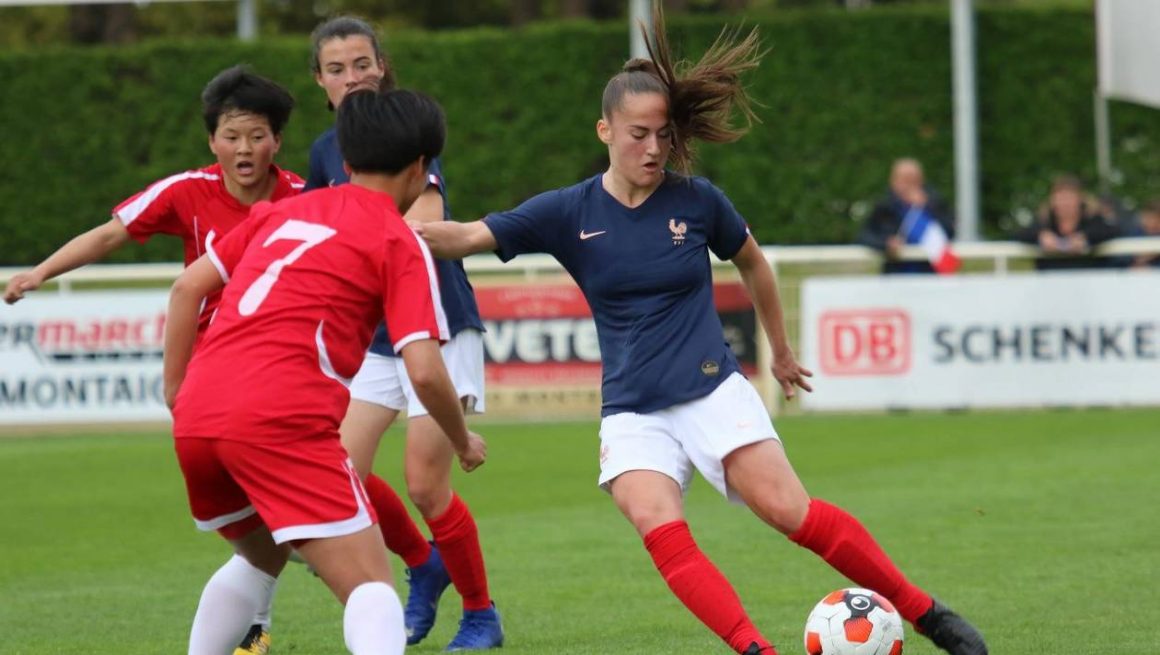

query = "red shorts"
[174, 434, 377, 544]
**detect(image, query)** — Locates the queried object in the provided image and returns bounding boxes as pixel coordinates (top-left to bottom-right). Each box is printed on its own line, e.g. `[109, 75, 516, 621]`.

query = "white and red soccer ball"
[803, 588, 904, 655]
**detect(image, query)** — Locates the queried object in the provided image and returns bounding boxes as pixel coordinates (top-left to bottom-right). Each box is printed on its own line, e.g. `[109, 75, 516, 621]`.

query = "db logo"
[818, 309, 911, 376]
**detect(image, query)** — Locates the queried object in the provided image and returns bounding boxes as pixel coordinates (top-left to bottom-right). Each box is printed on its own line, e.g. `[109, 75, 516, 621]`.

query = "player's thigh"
[403, 416, 454, 492]
[399, 331, 483, 496]
[343, 352, 405, 476]
[599, 412, 691, 536]
[608, 470, 686, 537]
[229, 524, 291, 578]
[293, 525, 393, 604]
[722, 439, 810, 534]
[340, 399, 401, 479]
[670, 373, 785, 503]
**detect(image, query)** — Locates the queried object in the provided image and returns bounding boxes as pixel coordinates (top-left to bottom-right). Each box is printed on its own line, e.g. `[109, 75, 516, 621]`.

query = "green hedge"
[2, 6, 1159, 266]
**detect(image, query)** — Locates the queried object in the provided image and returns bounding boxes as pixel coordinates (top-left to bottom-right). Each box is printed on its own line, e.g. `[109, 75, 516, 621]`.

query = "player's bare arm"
[411, 220, 497, 259]
[3, 218, 130, 304]
[162, 256, 225, 408]
[398, 338, 487, 472]
[404, 187, 445, 225]
[731, 235, 814, 399]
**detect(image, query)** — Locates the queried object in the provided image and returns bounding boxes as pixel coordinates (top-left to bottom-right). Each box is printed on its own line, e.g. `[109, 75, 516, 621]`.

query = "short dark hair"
[337, 88, 445, 175]
[201, 65, 295, 135]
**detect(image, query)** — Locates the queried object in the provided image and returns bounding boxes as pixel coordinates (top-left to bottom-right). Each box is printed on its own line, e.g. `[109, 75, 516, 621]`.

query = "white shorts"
[348, 329, 485, 418]
[597, 372, 779, 503]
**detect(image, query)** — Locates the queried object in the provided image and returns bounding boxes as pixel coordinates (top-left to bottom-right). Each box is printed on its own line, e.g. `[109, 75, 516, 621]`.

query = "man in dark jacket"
[859, 158, 956, 274]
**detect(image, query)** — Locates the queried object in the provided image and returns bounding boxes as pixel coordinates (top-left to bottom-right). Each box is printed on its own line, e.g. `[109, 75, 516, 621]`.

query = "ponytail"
[601, 1, 763, 173]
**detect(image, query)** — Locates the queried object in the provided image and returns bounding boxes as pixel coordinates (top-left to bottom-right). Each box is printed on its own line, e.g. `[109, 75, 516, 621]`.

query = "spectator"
[1014, 174, 1117, 271]
[1129, 199, 1160, 269]
[859, 158, 955, 274]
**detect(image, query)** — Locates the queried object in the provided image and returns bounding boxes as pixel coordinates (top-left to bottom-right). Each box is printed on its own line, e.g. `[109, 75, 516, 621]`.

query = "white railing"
[3, 237, 1158, 289]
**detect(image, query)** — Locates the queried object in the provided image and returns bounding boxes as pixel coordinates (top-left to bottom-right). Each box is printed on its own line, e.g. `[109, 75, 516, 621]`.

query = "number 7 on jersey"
[238, 219, 337, 316]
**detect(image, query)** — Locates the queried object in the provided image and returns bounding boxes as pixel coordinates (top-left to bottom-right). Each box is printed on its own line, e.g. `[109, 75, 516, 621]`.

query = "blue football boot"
[445, 602, 504, 651]
[403, 543, 453, 645]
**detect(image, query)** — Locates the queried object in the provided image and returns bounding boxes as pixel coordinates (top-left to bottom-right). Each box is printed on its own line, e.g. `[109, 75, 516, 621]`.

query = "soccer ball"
[803, 588, 904, 655]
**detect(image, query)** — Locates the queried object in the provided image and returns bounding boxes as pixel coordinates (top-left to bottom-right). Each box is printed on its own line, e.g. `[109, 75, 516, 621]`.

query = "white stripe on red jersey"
[205, 230, 230, 283]
[116, 170, 221, 226]
[316, 320, 353, 386]
[398, 229, 449, 351]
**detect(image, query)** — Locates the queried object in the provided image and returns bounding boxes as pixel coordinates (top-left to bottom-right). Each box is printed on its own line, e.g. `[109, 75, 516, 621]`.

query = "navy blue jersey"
[483, 173, 750, 416]
[304, 127, 346, 192]
[304, 127, 483, 356]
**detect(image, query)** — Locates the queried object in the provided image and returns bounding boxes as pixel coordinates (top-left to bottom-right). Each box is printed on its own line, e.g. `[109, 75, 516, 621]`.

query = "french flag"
[901, 207, 960, 274]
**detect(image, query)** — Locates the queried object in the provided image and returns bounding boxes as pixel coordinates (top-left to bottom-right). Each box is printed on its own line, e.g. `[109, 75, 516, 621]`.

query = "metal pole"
[237, 0, 256, 41]
[951, 0, 980, 241]
[629, 0, 651, 59]
[1094, 90, 1113, 195]
[1092, 2, 1113, 195]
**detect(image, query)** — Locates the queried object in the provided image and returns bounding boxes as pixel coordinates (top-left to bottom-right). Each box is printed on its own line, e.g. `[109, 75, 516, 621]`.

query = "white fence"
[2, 238, 1159, 425]
[3, 238, 1157, 286]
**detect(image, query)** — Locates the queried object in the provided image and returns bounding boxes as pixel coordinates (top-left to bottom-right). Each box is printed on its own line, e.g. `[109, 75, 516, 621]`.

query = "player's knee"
[751, 493, 809, 535]
[407, 487, 440, 515]
[620, 500, 682, 537]
[406, 478, 450, 517]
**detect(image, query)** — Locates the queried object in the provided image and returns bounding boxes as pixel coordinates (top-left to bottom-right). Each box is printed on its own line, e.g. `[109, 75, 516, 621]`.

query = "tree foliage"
[2, 5, 1157, 267]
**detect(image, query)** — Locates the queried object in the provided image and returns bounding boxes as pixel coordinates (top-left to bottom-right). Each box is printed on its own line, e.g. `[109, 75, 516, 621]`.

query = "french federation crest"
[669, 218, 687, 245]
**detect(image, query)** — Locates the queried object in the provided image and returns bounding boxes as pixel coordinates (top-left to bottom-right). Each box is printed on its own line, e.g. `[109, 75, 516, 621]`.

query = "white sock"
[252, 577, 278, 628]
[343, 582, 405, 655]
[188, 555, 278, 655]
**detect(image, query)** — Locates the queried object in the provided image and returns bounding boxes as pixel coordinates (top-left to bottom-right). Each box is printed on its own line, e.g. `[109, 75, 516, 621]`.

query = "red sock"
[789, 499, 933, 624]
[364, 474, 431, 568]
[644, 521, 774, 655]
[426, 493, 491, 611]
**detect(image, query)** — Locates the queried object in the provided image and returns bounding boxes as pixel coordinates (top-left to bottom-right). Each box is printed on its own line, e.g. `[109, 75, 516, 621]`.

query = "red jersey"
[113, 163, 304, 330]
[172, 184, 449, 443]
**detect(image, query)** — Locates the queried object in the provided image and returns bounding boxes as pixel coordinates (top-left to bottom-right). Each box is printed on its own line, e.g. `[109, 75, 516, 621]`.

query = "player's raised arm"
[411, 220, 497, 259]
[163, 255, 226, 408]
[3, 218, 131, 304]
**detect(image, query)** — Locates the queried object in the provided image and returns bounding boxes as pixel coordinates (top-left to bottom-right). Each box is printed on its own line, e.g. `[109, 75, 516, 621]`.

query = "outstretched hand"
[772, 348, 814, 400]
[409, 220, 433, 241]
[409, 220, 439, 252]
[3, 271, 44, 305]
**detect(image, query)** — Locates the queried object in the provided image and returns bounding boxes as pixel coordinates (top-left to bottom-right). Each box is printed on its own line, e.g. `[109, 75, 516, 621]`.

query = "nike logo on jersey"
[579, 230, 607, 240]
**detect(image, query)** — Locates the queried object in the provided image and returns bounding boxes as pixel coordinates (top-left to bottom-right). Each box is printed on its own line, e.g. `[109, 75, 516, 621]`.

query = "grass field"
[1, 408, 1158, 654]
